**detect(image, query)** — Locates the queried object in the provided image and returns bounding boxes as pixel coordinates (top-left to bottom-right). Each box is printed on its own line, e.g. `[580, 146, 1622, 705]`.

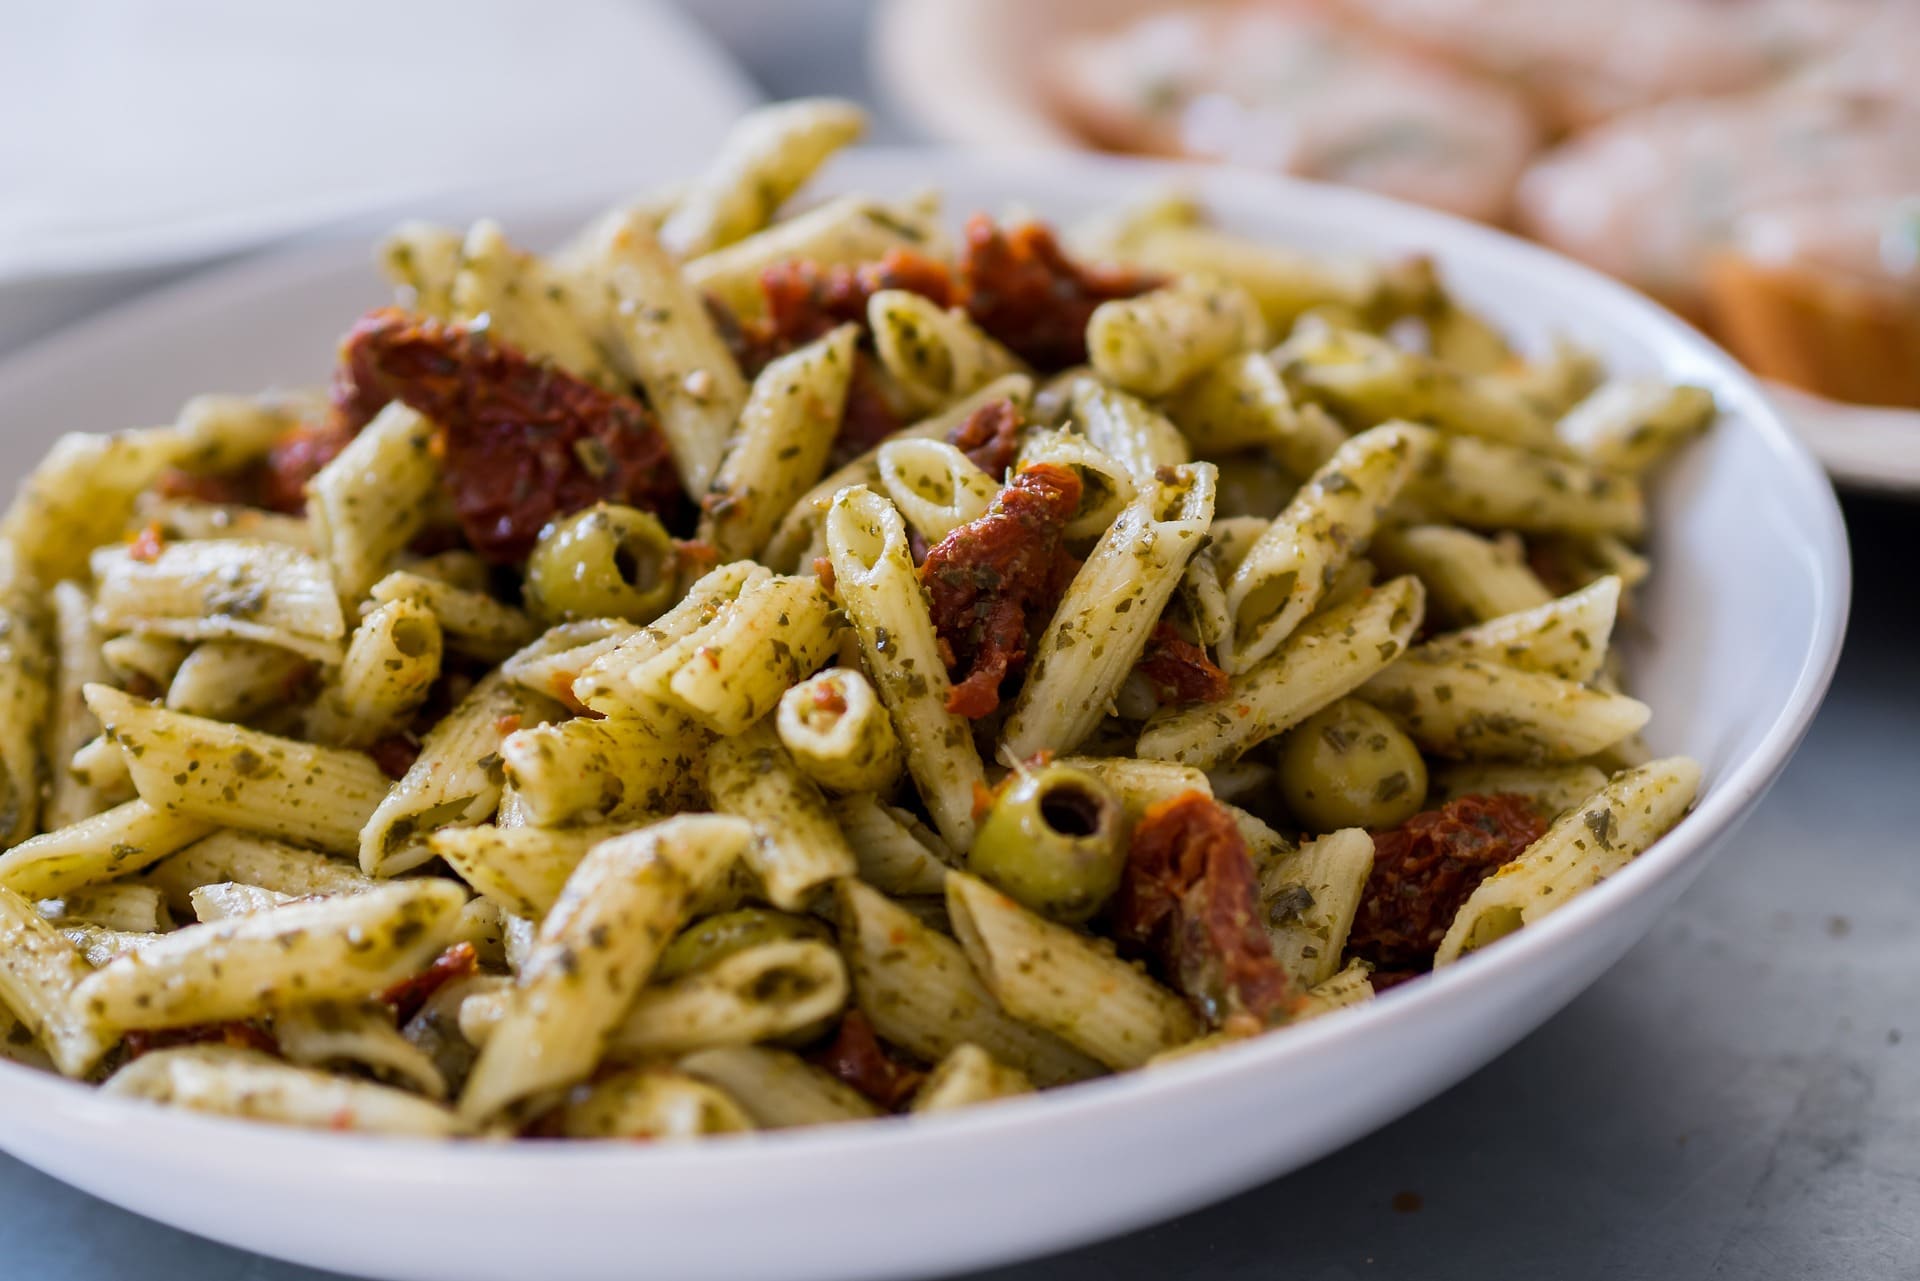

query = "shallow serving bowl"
[0, 149, 1848, 1281]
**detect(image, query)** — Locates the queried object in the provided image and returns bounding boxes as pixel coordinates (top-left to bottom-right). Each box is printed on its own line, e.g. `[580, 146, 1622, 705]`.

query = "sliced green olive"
[523, 504, 676, 625]
[653, 908, 832, 983]
[968, 765, 1125, 924]
[1276, 697, 1428, 832]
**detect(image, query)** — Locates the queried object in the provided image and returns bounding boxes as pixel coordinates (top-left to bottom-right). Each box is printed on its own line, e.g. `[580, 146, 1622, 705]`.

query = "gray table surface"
[3, 6, 1917, 1278]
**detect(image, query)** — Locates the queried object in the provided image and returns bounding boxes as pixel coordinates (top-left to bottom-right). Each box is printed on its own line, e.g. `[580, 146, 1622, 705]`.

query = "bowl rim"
[0, 144, 1852, 1178]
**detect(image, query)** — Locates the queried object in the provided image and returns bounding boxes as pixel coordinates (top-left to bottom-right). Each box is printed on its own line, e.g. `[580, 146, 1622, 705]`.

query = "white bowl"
[0, 149, 1848, 1281]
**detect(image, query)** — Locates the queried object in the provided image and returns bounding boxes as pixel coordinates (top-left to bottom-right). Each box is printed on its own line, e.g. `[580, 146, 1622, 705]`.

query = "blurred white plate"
[1768, 384, 1920, 495]
[0, 149, 1847, 1281]
[876, 0, 1920, 497]
[0, 0, 758, 350]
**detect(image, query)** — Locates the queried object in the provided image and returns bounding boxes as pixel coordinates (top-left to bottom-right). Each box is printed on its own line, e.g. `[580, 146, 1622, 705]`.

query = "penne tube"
[0, 800, 213, 899]
[1054, 756, 1214, 820]
[103, 1045, 459, 1136]
[591, 210, 752, 498]
[428, 823, 636, 919]
[60, 923, 162, 968]
[1370, 524, 1553, 625]
[1278, 317, 1562, 454]
[67, 733, 133, 806]
[1087, 275, 1267, 396]
[140, 831, 374, 914]
[307, 402, 439, 603]
[0, 886, 115, 1076]
[368, 571, 537, 663]
[1296, 959, 1377, 1020]
[0, 581, 52, 847]
[99, 633, 191, 692]
[85, 685, 391, 857]
[776, 667, 904, 796]
[1221, 422, 1428, 672]
[868, 289, 1026, 414]
[73, 879, 467, 1034]
[1412, 576, 1621, 682]
[1066, 378, 1191, 480]
[170, 392, 306, 474]
[1360, 656, 1651, 762]
[686, 195, 945, 318]
[825, 487, 986, 851]
[304, 598, 443, 748]
[1002, 462, 1215, 759]
[554, 1066, 756, 1140]
[189, 881, 293, 922]
[91, 540, 346, 665]
[1, 428, 187, 583]
[830, 794, 954, 896]
[35, 883, 170, 933]
[909, 1043, 1034, 1114]
[660, 97, 868, 258]
[1139, 576, 1425, 770]
[377, 221, 464, 317]
[360, 672, 565, 876]
[945, 872, 1198, 1070]
[451, 219, 616, 386]
[700, 325, 857, 560]
[1112, 221, 1380, 331]
[1556, 380, 1714, 474]
[275, 1000, 449, 1098]
[1258, 828, 1374, 987]
[400, 972, 500, 1100]
[1163, 351, 1347, 476]
[44, 581, 112, 829]
[606, 939, 849, 1059]
[164, 640, 313, 722]
[1436, 758, 1701, 964]
[457, 815, 752, 1123]
[499, 618, 642, 709]
[877, 438, 1001, 543]
[678, 1045, 879, 1129]
[705, 720, 857, 910]
[571, 561, 769, 711]
[1014, 427, 1139, 542]
[135, 496, 315, 548]
[1409, 435, 1645, 539]
[761, 374, 1031, 572]
[499, 714, 704, 829]
[834, 880, 1103, 1087]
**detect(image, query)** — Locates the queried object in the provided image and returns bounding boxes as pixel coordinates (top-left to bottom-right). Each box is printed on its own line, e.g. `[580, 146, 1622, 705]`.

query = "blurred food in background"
[883, 0, 1919, 409]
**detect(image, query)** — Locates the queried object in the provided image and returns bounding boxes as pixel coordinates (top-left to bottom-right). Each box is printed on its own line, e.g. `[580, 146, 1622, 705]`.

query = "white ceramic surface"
[0, 150, 1848, 1281]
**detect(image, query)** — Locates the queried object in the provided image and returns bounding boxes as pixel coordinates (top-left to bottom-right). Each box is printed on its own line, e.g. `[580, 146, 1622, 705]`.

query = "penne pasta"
[826, 487, 986, 851]
[606, 939, 849, 1059]
[368, 572, 538, 663]
[776, 667, 905, 796]
[834, 880, 1102, 1087]
[499, 714, 704, 828]
[1370, 524, 1553, 625]
[92, 540, 345, 665]
[457, 815, 752, 1123]
[1258, 828, 1374, 987]
[43, 581, 112, 829]
[1087, 275, 1267, 396]
[1411, 576, 1621, 683]
[307, 402, 440, 603]
[554, 1066, 756, 1140]
[687, 195, 945, 318]
[1002, 462, 1216, 759]
[85, 685, 391, 857]
[1557, 380, 1714, 474]
[164, 640, 313, 722]
[830, 794, 954, 896]
[140, 830, 374, 914]
[660, 97, 868, 258]
[909, 1043, 1034, 1114]
[1360, 656, 1651, 762]
[1163, 351, 1347, 476]
[73, 879, 467, 1034]
[678, 1046, 879, 1129]
[877, 437, 1001, 543]
[1436, 758, 1702, 964]
[0, 800, 214, 899]
[103, 1045, 459, 1136]
[1139, 576, 1425, 770]
[0, 886, 115, 1076]
[869, 289, 1027, 414]
[304, 598, 443, 748]
[705, 720, 857, 910]
[945, 872, 1199, 1070]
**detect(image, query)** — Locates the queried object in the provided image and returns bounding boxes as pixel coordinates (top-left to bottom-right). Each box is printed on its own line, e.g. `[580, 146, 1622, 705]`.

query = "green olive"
[1276, 697, 1428, 832]
[968, 765, 1125, 924]
[523, 504, 676, 625]
[653, 909, 832, 983]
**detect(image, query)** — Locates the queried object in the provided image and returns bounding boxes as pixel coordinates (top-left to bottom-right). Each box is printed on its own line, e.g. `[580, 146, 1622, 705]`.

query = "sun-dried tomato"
[368, 733, 421, 781]
[1113, 790, 1300, 1028]
[127, 522, 165, 564]
[920, 462, 1081, 719]
[152, 466, 258, 507]
[958, 215, 1162, 370]
[380, 942, 480, 1025]
[808, 1009, 923, 1110]
[335, 308, 684, 561]
[1347, 793, 1548, 971]
[123, 1021, 279, 1060]
[1137, 621, 1230, 705]
[260, 417, 357, 514]
[945, 397, 1022, 479]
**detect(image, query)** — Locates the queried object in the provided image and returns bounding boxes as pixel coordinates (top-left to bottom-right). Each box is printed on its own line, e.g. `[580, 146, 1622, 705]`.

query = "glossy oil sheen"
[0, 150, 1849, 1281]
